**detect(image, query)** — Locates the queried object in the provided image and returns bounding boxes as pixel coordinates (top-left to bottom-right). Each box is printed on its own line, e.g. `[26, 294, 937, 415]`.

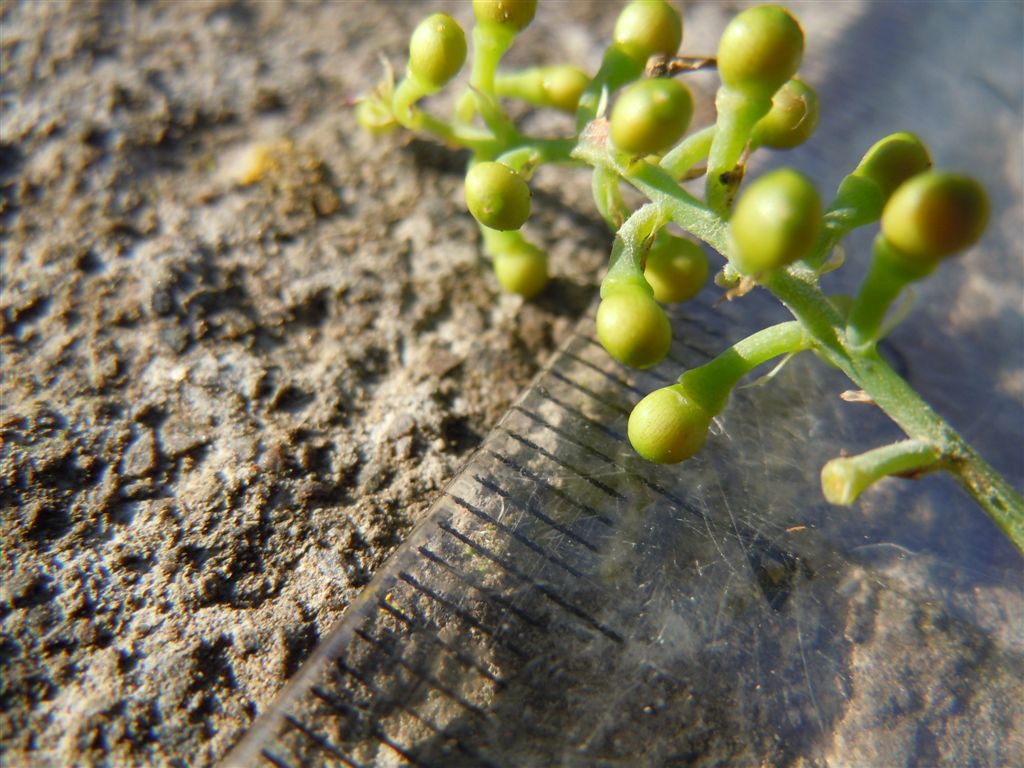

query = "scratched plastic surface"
[224, 3, 1023, 766]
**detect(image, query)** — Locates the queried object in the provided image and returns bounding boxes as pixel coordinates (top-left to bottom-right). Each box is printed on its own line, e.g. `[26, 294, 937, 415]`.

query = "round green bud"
[752, 77, 819, 149]
[465, 162, 532, 231]
[596, 287, 672, 369]
[628, 384, 712, 463]
[731, 168, 822, 274]
[473, 0, 537, 31]
[717, 5, 804, 99]
[409, 13, 468, 90]
[613, 0, 684, 64]
[854, 132, 932, 201]
[539, 66, 589, 112]
[644, 233, 708, 303]
[610, 78, 693, 156]
[880, 171, 988, 264]
[493, 242, 548, 298]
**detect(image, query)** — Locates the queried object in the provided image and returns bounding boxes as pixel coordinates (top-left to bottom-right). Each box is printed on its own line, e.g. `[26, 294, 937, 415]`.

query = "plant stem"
[821, 440, 941, 505]
[706, 87, 771, 213]
[496, 138, 577, 176]
[660, 125, 715, 181]
[392, 75, 498, 153]
[763, 268, 1024, 552]
[576, 46, 644, 131]
[680, 321, 810, 414]
[601, 203, 663, 296]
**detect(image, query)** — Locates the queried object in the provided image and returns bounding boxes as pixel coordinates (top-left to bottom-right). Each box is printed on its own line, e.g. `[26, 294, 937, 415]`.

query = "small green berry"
[628, 384, 712, 463]
[473, 0, 537, 31]
[596, 287, 672, 369]
[644, 233, 708, 303]
[539, 66, 589, 112]
[493, 241, 548, 298]
[610, 78, 693, 156]
[752, 77, 819, 149]
[854, 132, 932, 201]
[880, 171, 988, 264]
[613, 0, 684, 64]
[717, 5, 804, 100]
[731, 168, 821, 274]
[465, 162, 532, 231]
[409, 13, 468, 90]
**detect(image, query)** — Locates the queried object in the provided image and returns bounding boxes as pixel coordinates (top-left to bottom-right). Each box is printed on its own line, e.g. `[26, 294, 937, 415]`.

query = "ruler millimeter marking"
[225, 287, 1021, 767]
[222, 288, 813, 767]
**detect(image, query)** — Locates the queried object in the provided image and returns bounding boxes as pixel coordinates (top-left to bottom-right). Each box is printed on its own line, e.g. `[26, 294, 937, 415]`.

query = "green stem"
[706, 86, 772, 213]
[576, 46, 644, 131]
[572, 138, 728, 252]
[821, 439, 941, 505]
[763, 268, 1024, 552]
[846, 235, 932, 349]
[680, 321, 810, 414]
[660, 125, 715, 180]
[459, 23, 519, 139]
[496, 138, 577, 177]
[592, 164, 629, 229]
[392, 75, 498, 153]
[601, 203, 663, 296]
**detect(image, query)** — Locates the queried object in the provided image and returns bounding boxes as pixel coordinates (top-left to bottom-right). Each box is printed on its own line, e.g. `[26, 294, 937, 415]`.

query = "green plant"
[356, 2, 1023, 552]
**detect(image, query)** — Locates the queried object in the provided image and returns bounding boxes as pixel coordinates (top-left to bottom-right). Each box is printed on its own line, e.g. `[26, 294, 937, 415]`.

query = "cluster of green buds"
[358, 1, 1022, 551]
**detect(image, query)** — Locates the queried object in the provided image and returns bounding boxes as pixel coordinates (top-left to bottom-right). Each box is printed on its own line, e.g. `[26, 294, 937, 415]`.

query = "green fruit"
[628, 384, 712, 463]
[613, 0, 684, 63]
[644, 233, 708, 303]
[752, 77, 819, 149]
[473, 0, 537, 31]
[610, 78, 693, 156]
[465, 162, 532, 231]
[731, 168, 821, 274]
[596, 287, 672, 369]
[493, 242, 548, 298]
[409, 13, 468, 90]
[539, 66, 589, 112]
[881, 171, 988, 264]
[717, 5, 804, 99]
[854, 132, 932, 200]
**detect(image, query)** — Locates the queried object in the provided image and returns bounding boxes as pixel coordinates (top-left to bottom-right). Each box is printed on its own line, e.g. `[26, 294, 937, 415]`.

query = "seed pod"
[628, 384, 712, 463]
[596, 286, 672, 369]
[473, 0, 537, 31]
[881, 170, 988, 264]
[731, 168, 821, 274]
[493, 241, 548, 298]
[854, 131, 932, 201]
[409, 13, 468, 90]
[644, 233, 708, 303]
[465, 162, 532, 231]
[752, 77, 819, 150]
[717, 5, 804, 100]
[613, 0, 684, 64]
[610, 78, 693, 156]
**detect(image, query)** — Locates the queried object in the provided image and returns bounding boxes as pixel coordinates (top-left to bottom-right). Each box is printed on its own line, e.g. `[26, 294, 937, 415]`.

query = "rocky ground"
[2, 1, 1021, 767]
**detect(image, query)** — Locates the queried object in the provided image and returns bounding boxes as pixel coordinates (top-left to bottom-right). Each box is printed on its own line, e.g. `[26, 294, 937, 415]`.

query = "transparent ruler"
[224, 288, 1022, 767]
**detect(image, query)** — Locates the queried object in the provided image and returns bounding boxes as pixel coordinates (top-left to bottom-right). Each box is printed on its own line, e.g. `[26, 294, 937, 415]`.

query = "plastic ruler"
[223, 288, 1021, 767]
